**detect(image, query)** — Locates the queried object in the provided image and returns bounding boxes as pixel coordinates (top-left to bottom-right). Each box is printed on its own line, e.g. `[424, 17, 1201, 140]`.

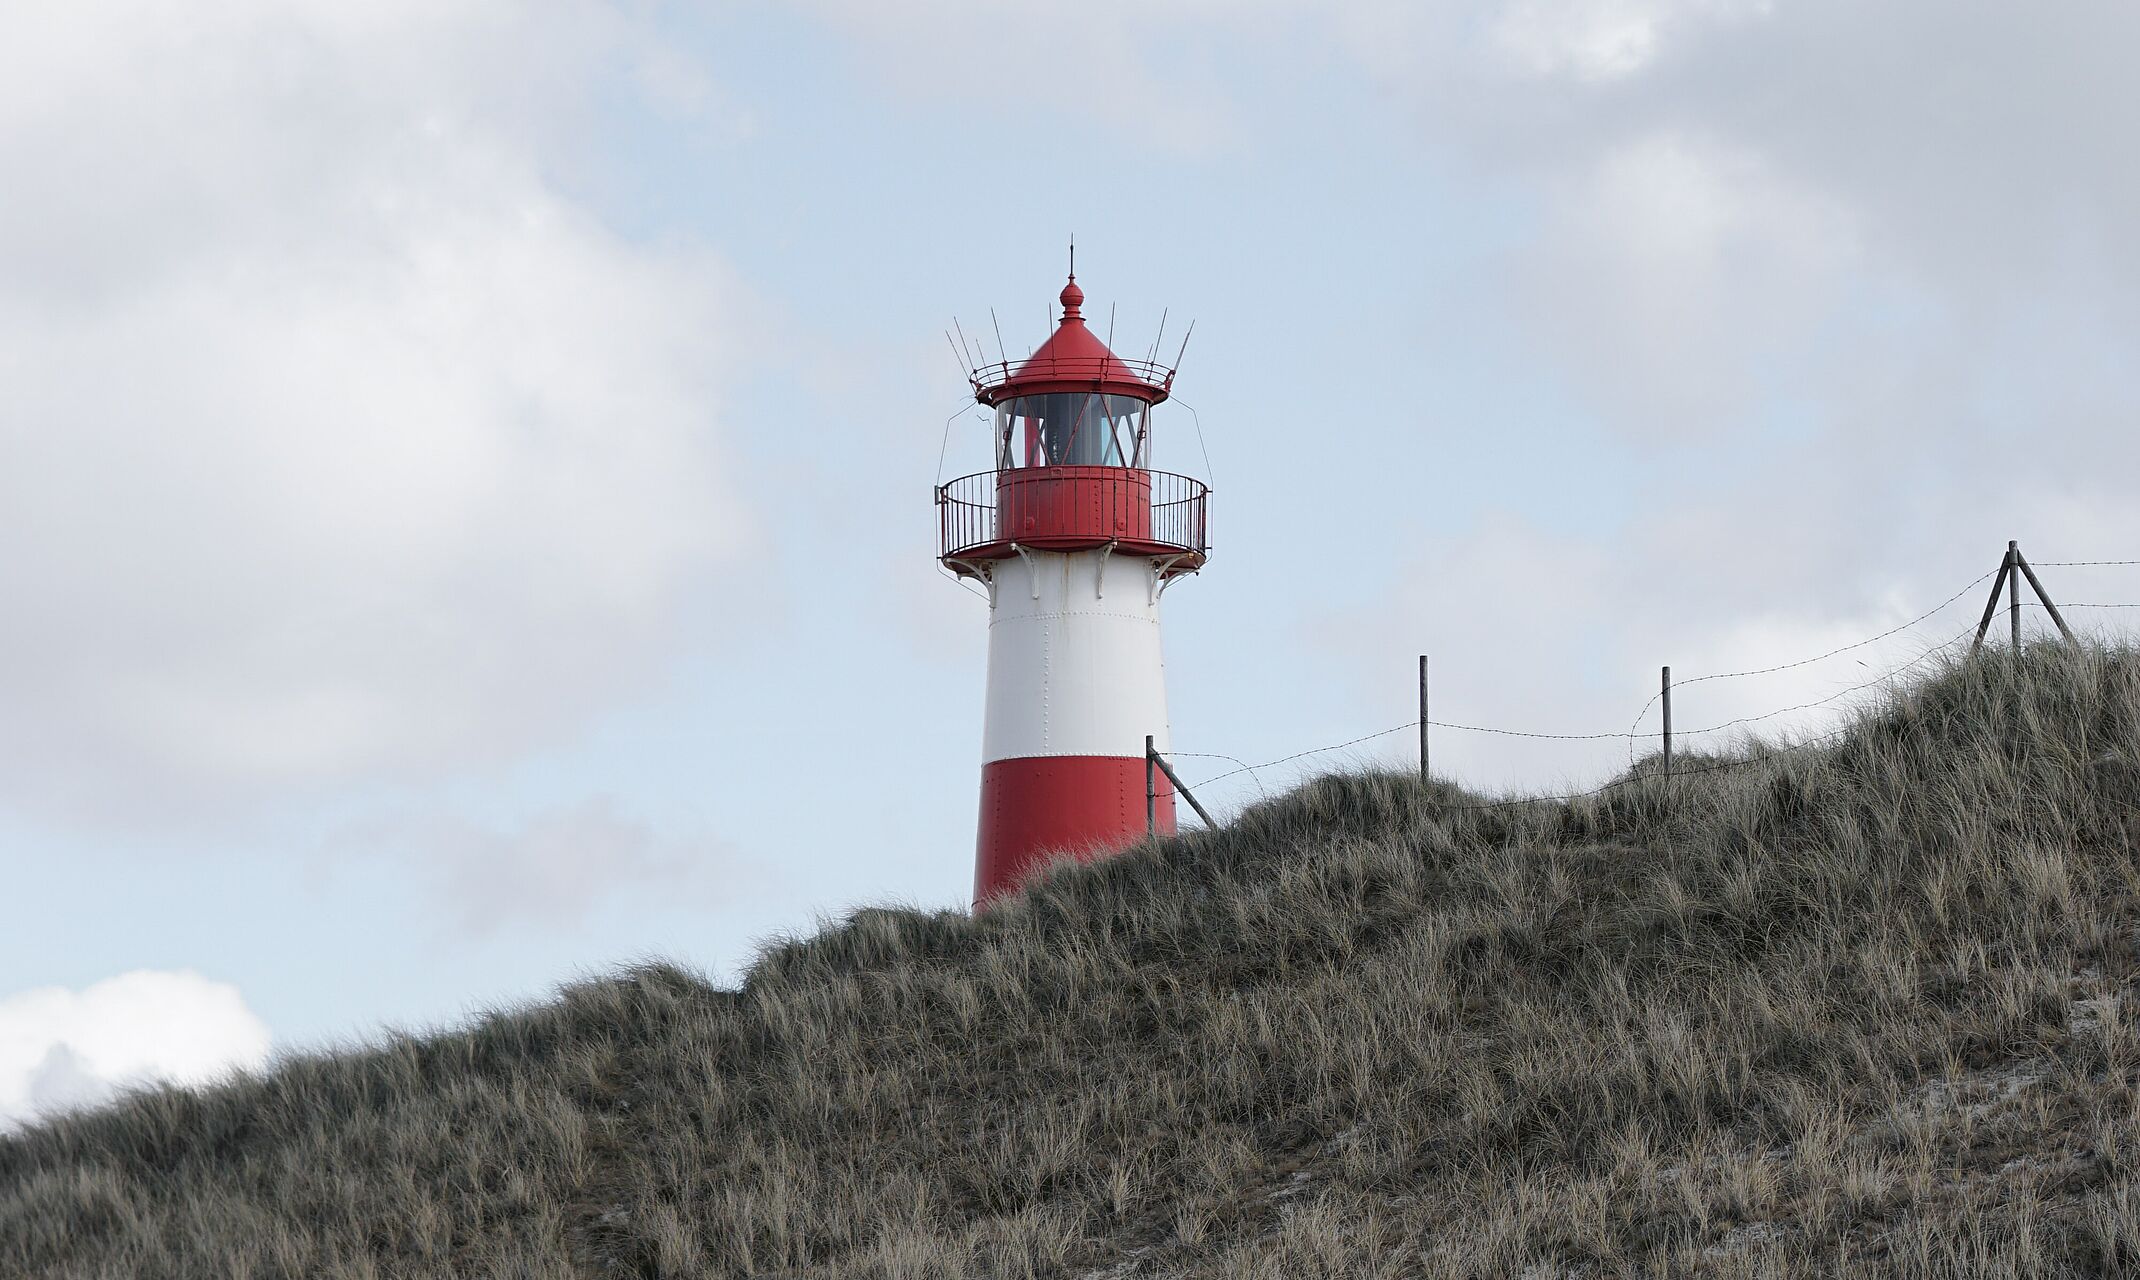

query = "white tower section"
[981, 548, 1172, 766]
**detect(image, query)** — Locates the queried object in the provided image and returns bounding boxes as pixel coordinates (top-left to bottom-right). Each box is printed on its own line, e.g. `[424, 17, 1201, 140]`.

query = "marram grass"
[10, 645, 2140, 1278]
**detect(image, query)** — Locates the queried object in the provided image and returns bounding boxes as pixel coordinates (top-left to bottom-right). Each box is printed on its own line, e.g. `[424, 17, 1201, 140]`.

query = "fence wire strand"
[1624, 568, 1998, 750]
[1188, 723, 1419, 790]
[1671, 615, 1990, 741]
[1436, 721, 1867, 815]
[1187, 715, 1653, 791]
[1164, 751, 1270, 798]
[1179, 560, 2140, 805]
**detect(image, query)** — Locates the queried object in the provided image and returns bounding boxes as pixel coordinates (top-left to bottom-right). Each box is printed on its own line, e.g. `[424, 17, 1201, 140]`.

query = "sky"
[6, 0, 2140, 1127]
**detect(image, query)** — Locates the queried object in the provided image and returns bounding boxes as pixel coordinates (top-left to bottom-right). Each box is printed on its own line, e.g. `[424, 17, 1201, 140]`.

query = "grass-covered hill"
[11, 647, 2140, 1278]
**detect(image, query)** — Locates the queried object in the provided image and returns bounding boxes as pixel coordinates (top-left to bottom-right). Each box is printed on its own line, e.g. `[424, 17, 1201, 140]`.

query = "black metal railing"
[969, 355, 1174, 397]
[936, 469, 1209, 562]
[937, 473, 998, 560]
[1149, 471, 1208, 556]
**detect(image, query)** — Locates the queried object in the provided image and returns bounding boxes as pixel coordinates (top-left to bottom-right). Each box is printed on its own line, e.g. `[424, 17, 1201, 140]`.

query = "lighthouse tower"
[937, 270, 1209, 906]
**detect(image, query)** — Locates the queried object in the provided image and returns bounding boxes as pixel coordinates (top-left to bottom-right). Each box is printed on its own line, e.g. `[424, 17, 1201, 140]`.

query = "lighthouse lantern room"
[937, 269, 1209, 906]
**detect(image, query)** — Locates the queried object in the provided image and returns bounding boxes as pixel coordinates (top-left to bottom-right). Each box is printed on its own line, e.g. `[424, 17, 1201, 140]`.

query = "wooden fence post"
[1145, 735, 1156, 835]
[1419, 655, 1430, 786]
[1661, 665, 1673, 789]
[2009, 539, 2022, 650]
[1148, 747, 1218, 829]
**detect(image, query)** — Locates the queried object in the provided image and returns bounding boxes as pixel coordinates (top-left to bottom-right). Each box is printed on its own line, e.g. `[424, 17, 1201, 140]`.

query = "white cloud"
[0, 1, 746, 819]
[328, 796, 744, 934]
[1489, 0, 1771, 81]
[1514, 129, 1860, 437]
[794, 0, 1304, 154]
[0, 971, 272, 1131]
[1387, 2, 2140, 441]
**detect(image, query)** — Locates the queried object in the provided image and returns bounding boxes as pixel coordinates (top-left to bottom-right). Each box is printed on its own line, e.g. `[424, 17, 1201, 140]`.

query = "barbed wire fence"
[1159, 541, 2140, 825]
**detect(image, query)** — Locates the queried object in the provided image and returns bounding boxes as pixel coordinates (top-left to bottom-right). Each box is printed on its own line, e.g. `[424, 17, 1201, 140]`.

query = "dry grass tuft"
[9, 645, 2140, 1277]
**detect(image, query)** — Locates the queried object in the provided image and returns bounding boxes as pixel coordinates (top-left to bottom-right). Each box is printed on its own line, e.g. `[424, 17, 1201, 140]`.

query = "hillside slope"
[9, 648, 2140, 1278]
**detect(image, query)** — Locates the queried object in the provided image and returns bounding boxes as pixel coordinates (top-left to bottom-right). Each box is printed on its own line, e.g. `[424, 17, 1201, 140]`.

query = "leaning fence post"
[1972, 546, 2016, 651]
[1661, 665, 1673, 790]
[1148, 746, 1218, 829]
[2012, 547, 2078, 642]
[1145, 735, 1156, 835]
[1419, 655, 1430, 786]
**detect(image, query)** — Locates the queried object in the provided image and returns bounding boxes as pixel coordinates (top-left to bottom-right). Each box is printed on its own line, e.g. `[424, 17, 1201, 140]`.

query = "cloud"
[328, 797, 744, 935]
[0, 0, 747, 821]
[1378, 1, 2140, 442]
[0, 971, 272, 1131]
[1512, 128, 1859, 438]
[1489, 0, 1772, 82]
[794, 0, 1308, 154]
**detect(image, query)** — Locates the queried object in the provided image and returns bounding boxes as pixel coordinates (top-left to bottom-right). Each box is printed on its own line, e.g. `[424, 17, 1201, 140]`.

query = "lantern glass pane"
[995, 395, 1149, 469]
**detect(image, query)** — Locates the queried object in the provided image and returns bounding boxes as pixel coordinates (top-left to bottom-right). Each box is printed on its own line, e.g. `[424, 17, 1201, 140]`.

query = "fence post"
[2008, 539, 2021, 650]
[2012, 548, 2078, 642]
[1661, 665, 1673, 789]
[1419, 655, 1429, 786]
[1147, 747, 1218, 829]
[1145, 734, 1156, 836]
[1972, 545, 2015, 651]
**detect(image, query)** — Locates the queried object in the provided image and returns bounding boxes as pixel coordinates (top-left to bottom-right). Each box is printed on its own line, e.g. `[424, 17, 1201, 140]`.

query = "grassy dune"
[9, 646, 2140, 1277]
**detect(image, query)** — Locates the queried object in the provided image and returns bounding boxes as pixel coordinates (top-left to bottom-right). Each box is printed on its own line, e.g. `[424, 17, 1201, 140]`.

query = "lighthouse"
[937, 269, 1209, 905]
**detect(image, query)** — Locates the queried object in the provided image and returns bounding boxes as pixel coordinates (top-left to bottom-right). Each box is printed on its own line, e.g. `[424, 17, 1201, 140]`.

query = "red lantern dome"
[970, 276, 1174, 405]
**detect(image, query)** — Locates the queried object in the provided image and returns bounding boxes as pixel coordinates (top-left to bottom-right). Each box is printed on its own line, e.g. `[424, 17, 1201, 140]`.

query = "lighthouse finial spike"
[1058, 236, 1085, 321]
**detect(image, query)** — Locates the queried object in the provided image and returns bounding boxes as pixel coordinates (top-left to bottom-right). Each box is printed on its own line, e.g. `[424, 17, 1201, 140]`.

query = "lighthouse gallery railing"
[937, 469, 1209, 562]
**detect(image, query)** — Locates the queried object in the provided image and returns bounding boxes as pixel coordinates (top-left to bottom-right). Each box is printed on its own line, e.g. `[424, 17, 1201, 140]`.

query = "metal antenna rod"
[1146, 307, 1169, 367]
[952, 317, 978, 371]
[989, 308, 1007, 373]
[1173, 319, 1196, 372]
[1069, 233, 1075, 278]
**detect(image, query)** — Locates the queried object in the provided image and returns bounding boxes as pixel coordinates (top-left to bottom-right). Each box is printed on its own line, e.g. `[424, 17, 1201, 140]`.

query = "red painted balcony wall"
[995, 466, 1154, 548]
